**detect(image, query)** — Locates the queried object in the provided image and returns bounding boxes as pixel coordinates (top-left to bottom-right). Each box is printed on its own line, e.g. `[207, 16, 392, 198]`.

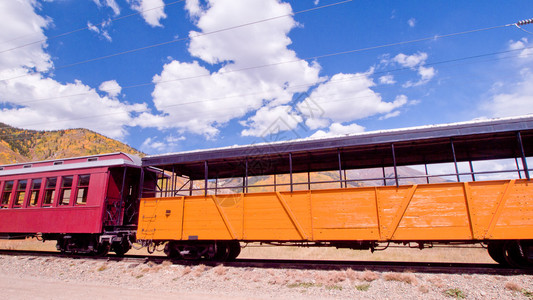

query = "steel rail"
[0, 249, 531, 276]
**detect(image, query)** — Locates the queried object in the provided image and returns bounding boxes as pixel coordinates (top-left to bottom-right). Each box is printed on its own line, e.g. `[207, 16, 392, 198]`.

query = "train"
[0, 116, 532, 268]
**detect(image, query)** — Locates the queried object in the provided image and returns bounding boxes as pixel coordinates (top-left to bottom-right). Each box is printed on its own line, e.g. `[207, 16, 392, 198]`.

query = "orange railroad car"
[138, 116, 533, 267]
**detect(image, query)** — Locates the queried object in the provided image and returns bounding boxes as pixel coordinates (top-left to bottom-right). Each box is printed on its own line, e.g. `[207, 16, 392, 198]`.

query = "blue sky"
[0, 0, 532, 155]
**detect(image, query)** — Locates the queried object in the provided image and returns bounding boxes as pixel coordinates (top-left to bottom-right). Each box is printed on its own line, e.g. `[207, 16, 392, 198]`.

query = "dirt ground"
[0, 254, 532, 300]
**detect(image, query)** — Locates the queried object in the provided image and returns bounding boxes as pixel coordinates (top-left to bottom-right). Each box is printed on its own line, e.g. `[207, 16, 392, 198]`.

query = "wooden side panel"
[242, 193, 302, 240]
[376, 186, 416, 240]
[137, 197, 184, 240]
[213, 194, 244, 239]
[491, 180, 533, 239]
[392, 184, 472, 240]
[137, 179, 533, 242]
[181, 196, 233, 240]
[310, 188, 379, 240]
[467, 181, 507, 238]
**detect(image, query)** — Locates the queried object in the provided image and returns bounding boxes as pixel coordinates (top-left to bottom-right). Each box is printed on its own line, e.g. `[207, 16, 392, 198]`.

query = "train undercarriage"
[486, 240, 533, 268]
[0, 233, 532, 268]
[162, 240, 241, 261]
[41, 228, 136, 256]
[138, 239, 533, 268]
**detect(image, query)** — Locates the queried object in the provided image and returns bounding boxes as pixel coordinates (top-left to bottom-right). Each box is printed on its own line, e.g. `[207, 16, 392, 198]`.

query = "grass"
[383, 272, 417, 285]
[355, 283, 370, 291]
[523, 289, 533, 299]
[444, 288, 466, 299]
[325, 285, 342, 291]
[505, 282, 533, 298]
[96, 265, 107, 272]
[287, 282, 321, 289]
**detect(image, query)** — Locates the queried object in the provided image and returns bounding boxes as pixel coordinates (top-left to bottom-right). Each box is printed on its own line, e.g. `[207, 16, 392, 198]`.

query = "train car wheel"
[95, 242, 110, 256]
[112, 241, 131, 257]
[212, 241, 230, 261]
[227, 241, 241, 261]
[56, 237, 66, 253]
[487, 241, 509, 266]
[503, 241, 533, 268]
[164, 241, 183, 259]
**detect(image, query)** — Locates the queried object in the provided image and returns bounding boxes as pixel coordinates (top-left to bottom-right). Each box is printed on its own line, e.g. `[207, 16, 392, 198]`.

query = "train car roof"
[0, 152, 142, 177]
[145, 115, 533, 179]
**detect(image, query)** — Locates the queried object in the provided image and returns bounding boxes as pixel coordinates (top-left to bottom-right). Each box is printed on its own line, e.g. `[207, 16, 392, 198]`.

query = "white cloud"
[482, 69, 533, 118]
[509, 38, 533, 60]
[390, 52, 436, 87]
[185, 0, 203, 18]
[88, 21, 99, 33]
[99, 80, 122, 98]
[379, 74, 395, 85]
[128, 0, 167, 27]
[142, 0, 322, 138]
[240, 105, 303, 137]
[299, 72, 408, 130]
[407, 18, 416, 28]
[93, 0, 121, 16]
[418, 65, 436, 81]
[0, 72, 146, 138]
[141, 137, 166, 152]
[0, 0, 144, 139]
[140, 135, 186, 153]
[0, 0, 52, 72]
[393, 52, 427, 68]
[379, 110, 401, 120]
[310, 122, 365, 138]
[403, 65, 436, 87]
[87, 20, 112, 42]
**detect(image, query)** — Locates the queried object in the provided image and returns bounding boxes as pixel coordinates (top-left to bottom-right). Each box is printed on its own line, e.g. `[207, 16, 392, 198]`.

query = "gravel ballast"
[0, 255, 532, 299]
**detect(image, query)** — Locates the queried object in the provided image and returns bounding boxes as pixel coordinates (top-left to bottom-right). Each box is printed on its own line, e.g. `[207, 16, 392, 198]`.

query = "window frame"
[29, 178, 43, 207]
[74, 174, 90, 205]
[13, 179, 28, 208]
[59, 176, 74, 206]
[1, 180, 14, 209]
[43, 177, 58, 207]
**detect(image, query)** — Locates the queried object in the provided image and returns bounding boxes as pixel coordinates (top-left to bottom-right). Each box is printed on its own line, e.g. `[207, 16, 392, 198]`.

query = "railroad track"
[1, 249, 531, 276]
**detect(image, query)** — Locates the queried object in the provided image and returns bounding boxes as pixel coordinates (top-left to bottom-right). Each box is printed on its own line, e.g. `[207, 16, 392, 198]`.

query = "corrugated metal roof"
[143, 115, 533, 179]
[0, 153, 142, 177]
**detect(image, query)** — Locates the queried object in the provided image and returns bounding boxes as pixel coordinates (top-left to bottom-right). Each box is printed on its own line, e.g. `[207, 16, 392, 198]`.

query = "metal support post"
[289, 153, 293, 193]
[469, 160, 475, 181]
[204, 161, 208, 196]
[450, 138, 460, 182]
[391, 144, 399, 187]
[337, 149, 343, 188]
[517, 132, 530, 180]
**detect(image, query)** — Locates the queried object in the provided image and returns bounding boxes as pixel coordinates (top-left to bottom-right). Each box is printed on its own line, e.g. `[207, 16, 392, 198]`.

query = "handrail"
[148, 160, 531, 196]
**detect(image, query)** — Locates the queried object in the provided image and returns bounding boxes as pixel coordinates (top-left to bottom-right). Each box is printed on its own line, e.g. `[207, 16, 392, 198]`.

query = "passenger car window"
[14, 180, 27, 207]
[43, 177, 57, 206]
[59, 176, 73, 206]
[75, 175, 90, 205]
[30, 179, 42, 207]
[1, 181, 13, 208]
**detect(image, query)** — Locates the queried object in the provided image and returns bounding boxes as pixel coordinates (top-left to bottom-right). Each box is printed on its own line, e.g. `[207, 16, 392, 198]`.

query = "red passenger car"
[0, 152, 155, 255]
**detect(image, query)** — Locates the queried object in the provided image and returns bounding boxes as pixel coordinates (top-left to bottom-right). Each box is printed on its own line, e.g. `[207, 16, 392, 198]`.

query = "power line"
[0, 0, 353, 83]
[0, 47, 529, 137]
[5, 24, 527, 107]
[0, 0, 185, 51]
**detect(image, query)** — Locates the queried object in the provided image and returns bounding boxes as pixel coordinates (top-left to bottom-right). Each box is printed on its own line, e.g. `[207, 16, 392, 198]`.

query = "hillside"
[0, 123, 143, 165]
[0, 122, 447, 188]
[174, 167, 448, 195]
